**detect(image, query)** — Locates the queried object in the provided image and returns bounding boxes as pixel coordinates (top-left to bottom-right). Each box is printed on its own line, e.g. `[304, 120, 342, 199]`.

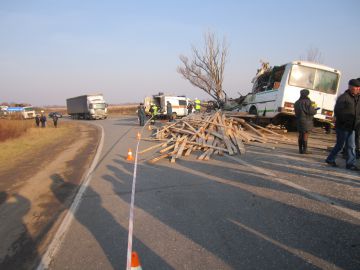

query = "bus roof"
[288, 61, 341, 75]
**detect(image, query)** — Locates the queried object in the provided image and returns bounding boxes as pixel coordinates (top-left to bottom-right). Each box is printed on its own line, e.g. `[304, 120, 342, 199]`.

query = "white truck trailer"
[66, 94, 108, 120]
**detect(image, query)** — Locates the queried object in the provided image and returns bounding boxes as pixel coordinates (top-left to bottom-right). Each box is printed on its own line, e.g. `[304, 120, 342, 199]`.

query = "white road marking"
[36, 124, 105, 270]
[225, 155, 360, 221]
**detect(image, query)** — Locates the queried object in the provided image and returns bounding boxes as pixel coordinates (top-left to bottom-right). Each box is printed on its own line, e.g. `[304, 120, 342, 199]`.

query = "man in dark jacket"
[137, 103, 146, 126]
[166, 101, 173, 122]
[326, 79, 360, 170]
[294, 89, 317, 154]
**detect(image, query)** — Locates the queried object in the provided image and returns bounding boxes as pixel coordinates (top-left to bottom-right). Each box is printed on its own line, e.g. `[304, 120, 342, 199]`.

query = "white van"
[239, 61, 341, 126]
[144, 93, 191, 118]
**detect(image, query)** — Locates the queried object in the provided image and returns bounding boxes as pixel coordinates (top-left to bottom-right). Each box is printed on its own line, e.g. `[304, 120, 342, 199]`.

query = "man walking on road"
[326, 79, 360, 170]
[294, 89, 318, 154]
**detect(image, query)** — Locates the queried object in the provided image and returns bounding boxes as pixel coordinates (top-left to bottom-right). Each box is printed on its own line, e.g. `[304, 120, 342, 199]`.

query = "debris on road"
[140, 111, 293, 163]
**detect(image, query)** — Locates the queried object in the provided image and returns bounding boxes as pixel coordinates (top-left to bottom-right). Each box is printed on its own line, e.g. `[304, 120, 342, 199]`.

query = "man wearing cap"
[294, 89, 318, 154]
[326, 79, 360, 170]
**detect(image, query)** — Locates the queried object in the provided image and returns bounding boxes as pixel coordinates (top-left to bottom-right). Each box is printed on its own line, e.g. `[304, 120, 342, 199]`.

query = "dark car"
[48, 112, 62, 118]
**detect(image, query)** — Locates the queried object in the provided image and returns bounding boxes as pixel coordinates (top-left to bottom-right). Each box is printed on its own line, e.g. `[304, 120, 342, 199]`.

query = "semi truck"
[66, 94, 108, 120]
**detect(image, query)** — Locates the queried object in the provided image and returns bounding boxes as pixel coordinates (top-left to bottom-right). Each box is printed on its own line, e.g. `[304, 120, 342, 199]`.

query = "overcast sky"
[0, 0, 359, 106]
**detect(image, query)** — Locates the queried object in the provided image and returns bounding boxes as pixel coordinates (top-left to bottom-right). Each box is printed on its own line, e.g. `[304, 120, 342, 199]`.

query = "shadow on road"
[102, 154, 360, 269]
[50, 173, 172, 269]
[0, 192, 40, 270]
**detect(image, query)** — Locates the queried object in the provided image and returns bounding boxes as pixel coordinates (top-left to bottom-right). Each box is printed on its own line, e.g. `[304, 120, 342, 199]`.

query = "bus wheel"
[249, 106, 258, 116]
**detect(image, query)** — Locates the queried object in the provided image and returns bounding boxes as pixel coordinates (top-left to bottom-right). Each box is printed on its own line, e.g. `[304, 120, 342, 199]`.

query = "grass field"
[0, 121, 75, 171]
[108, 104, 137, 115]
[0, 119, 34, 142]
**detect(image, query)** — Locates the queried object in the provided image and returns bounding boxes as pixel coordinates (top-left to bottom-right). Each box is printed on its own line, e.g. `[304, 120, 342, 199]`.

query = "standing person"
[294, 89, 318, 154]
[149, 104, 158, 124]
[187, 102, 193, 115]
[194, 98, 201, 113]
[326, 79, 360, 170]
[35, 114, 40, 127]
[40, 113, 47, 128]
[137, 103, 146, 126]
[166, 101, 173, 122]
[52, 114, 59, 128]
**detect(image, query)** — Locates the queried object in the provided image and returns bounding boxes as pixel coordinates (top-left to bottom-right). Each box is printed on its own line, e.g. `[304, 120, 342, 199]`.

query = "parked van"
[144, 93, 191, 118]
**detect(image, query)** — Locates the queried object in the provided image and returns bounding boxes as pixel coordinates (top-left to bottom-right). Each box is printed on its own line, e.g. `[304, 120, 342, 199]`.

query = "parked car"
[48, 112, 63, 118]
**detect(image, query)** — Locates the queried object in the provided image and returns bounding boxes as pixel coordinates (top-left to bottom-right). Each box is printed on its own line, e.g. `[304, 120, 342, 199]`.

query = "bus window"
[289, 65, 338, 94]
[289, 65, 315, 89]
[314, 69, 338, 94]
[179, 100, 187, 106]
[267, 65, 285, 90]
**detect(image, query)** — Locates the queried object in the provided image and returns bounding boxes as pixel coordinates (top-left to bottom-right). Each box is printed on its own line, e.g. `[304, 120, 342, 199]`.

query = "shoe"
[346, 165, 360, 171]
[325, 160, 337, 167]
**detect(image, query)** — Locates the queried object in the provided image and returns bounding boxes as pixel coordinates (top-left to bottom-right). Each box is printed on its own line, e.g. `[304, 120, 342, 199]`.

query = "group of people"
[296, 78, 360, 171]
[35, 112, 59, 128]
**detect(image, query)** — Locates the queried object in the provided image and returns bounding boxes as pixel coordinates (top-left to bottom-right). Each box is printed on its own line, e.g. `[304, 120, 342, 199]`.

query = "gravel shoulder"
[0, 122, 101, 270]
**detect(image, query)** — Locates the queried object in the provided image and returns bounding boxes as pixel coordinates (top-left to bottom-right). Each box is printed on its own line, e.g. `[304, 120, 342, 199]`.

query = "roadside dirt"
[0, 122, 100, 270]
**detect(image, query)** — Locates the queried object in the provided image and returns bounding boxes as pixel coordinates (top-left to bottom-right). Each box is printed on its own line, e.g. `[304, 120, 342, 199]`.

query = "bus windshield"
[289, 65, 339, 94]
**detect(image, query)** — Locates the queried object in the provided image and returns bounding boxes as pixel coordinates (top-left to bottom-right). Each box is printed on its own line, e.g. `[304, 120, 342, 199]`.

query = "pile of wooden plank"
[139, 111, 293, 163]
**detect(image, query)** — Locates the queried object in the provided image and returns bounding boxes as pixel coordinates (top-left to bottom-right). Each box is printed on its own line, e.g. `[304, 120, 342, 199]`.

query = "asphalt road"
[41, 116, 360, 270]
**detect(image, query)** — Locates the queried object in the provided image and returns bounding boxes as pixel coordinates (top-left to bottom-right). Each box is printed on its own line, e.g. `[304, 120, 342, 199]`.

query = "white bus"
[239, 61, 341, 128]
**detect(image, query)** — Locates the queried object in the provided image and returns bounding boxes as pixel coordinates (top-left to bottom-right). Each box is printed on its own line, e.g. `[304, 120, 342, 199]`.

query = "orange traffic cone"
[137, 132, 141, 140]
[131, 251, 142, 270]
[126, 148, 134, 161]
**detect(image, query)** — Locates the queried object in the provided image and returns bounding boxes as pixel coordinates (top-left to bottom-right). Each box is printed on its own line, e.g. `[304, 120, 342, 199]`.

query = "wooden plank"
[197, 148, 210, 160]
[249, 122, 288, 138]
[175, 137, 188, 158]
[148, 152, 172, 163]
[138, 138, 173, 154]
[170, 137, 182, 163]
[186, 141, 229, 153]
[242, 121, 266, 138]
[184, 145, 194, 156]
[169, 127, 196, 136]
[159, 144, 176, 154]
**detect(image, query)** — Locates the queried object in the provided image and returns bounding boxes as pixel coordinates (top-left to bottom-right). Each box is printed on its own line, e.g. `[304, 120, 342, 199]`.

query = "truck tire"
[249, 106, 258, 116]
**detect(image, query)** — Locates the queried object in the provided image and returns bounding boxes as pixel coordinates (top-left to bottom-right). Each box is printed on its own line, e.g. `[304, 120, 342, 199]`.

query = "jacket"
[294, 96, 317, 132]
[334, 90, 360, 131]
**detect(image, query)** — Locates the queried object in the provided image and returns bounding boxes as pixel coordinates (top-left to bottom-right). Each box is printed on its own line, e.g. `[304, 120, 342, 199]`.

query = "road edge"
[36, 123, 104, 270]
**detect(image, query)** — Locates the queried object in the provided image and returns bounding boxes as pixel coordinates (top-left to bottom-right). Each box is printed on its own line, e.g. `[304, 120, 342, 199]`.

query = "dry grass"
[0, 122, 75, 171]
[0, 119, 34, 142]
[108, 104, 137, 115]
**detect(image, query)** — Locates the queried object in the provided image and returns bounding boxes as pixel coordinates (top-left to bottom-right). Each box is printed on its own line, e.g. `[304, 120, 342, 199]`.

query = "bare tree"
[177, 32, 228, 104]
[300, 46, 323, 64]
